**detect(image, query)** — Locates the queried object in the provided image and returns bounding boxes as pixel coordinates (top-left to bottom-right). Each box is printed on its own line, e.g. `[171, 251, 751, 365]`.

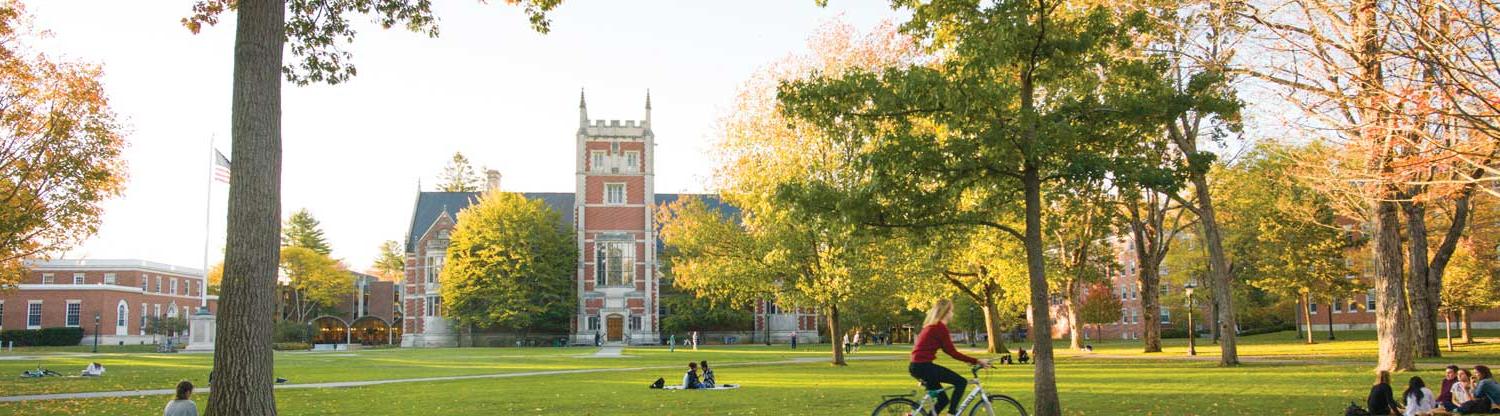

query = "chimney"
[486, 169, 502, 191]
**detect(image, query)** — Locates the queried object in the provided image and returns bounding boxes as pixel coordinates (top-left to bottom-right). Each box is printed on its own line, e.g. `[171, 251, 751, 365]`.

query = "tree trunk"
[1065, 279, 1083, 350]
[980, 302, 1009, 354]
[1210, 301, 1220, 344]
[827, 304, 845, 366]
[1372, 196, 1414, 372]
[1402, 201, 1439, 357]
[1444, 312, 1453, 352]
[207, 0, 284, 413]
[1188, 171, 1238, 366]
[1325, 299, 1335, 340]
[1461, 310, 1472, 344]
[1139, 261, 1162, 353]
[1022, 165, 1060, 416]
[1302, 292, 1314, 344]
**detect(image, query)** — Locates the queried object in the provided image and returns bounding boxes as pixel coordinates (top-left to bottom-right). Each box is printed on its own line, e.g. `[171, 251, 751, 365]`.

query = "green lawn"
[2, 332, 1497, 415]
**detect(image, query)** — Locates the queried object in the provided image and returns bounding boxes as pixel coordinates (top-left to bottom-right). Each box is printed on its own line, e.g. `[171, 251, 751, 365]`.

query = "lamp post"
[1184, 280, 1197, 356]
[92, 312, 101, 353]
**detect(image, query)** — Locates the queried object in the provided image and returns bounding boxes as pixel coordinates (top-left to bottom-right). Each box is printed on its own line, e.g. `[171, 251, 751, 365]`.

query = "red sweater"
[911, 322, 979, 365]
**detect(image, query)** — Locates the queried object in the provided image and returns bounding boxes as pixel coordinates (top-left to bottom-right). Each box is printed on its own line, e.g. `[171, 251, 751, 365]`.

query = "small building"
[308, 272, 402, 345]
[2, 259, 218, 345]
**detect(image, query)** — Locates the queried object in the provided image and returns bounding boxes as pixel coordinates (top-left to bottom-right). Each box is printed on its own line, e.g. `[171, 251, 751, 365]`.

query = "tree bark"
[1325, 299, 1335, 340]
[1402, 201, 1438, 357]
[1188, 171, 1238, 365]
[1138, 260, 1162, 353]
[207, 0, 284, 414]
[1065, 278, 1083, 350]
[1444, 312, 1453, 352]
[1372, 196, 1414, 372]
[1022, 165, 1060, 416]
[980, 302, 1009, 354]
[827, 303, 845, 366]
[1302, 292, 1314, 344]
[1461, 310, 1472, 344]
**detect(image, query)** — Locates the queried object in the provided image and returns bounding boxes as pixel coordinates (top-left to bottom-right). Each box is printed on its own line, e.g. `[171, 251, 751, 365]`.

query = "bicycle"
[872, 363, 1027, 416]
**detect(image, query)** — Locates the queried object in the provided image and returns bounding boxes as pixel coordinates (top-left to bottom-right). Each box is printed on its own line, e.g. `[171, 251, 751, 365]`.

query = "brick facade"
[1, 259, 218, 345]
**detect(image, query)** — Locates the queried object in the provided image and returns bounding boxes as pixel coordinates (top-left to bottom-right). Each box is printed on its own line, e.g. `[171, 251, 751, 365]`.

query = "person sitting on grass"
[1368, 370, 1401, 415]
[1402, 376, 1434, 416]
[82, 362, 105, 377]
[1439, 366, 1461, 412]
[1450, 369, 1474, 412]
[699, 360, 716, 389]
[163, 380, 197, 416]
[682, 362, 702, 389]
[1018, 348, 1029, 364]
[1465, 365, 1500, 413]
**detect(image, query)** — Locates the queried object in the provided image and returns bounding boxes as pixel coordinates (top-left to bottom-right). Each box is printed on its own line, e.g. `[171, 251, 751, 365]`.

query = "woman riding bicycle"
[910, 299, 990, 416]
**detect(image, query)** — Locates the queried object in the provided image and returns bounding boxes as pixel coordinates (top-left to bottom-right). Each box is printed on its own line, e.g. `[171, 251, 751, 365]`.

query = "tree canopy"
[440, 191, 574, 333]
[437, 152, 484, 192]
[278, 246, 350, 323]
[282, 209, 331, 255]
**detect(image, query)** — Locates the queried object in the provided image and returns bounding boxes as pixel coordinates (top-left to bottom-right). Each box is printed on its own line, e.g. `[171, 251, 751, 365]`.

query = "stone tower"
[573, 90, 659, 345]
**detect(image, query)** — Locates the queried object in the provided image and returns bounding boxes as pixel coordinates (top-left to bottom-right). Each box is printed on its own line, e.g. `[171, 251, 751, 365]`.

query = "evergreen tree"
[438, 152, 484, 192]
[372, 240, 405, 282]
[281, 209, 331, 255]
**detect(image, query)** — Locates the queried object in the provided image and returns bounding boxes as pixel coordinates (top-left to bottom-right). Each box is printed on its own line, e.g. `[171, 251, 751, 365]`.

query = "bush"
[274, 321, 313, 343]
[1161, 328, 1189, 339]
[272, 342, 311, 351]
[0, 327, 84, 346]
[1238, 324, 1294, 337]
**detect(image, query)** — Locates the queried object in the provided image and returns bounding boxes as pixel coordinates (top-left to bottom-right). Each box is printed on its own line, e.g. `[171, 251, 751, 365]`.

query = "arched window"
[117, 302, 127, 326]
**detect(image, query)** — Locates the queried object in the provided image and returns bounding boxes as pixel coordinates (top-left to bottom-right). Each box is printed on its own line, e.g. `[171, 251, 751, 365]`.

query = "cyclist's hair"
[924, 299, 954, 326]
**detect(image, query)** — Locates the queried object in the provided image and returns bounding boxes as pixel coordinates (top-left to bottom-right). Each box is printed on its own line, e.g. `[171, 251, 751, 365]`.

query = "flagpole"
[201, 134, 214, 309]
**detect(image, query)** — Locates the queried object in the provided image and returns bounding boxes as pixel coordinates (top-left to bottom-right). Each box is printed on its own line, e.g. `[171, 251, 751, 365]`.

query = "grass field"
[2, 330, 1497, 415]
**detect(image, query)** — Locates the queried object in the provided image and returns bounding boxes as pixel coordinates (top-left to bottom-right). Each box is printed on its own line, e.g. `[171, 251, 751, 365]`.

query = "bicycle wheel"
[872, 397, 922, 416]
[968, 394, 1027, 416]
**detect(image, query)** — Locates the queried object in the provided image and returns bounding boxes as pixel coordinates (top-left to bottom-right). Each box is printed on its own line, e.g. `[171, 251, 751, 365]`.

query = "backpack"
[1343, 401, 1370, 416]
[649, 378, 665, 389]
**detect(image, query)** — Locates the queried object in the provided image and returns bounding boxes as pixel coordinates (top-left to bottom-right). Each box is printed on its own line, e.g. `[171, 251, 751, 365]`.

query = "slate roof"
[404, 191, 735, 253]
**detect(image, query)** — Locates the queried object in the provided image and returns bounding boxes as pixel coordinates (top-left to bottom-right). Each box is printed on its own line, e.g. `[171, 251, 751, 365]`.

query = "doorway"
[606, 314, 624, 342]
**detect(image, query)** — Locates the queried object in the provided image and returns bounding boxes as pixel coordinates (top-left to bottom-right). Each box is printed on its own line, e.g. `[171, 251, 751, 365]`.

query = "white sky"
[31, 0, 902, 272]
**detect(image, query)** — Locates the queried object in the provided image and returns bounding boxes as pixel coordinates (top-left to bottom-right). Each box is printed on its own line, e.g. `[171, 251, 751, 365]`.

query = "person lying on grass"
[82, 362, 105, 377]
[909, 299, 992, 416]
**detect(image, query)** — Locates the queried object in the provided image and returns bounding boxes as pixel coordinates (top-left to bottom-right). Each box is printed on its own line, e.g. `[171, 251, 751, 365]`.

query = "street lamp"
[1184, 280, 1197, 356]
[92, 312, 101, 353]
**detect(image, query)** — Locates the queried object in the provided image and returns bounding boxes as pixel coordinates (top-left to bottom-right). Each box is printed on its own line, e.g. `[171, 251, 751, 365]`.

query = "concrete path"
[590, 346, 625, 358]
[0, 355, 903, 403]
[1069, 353, 1475, 369]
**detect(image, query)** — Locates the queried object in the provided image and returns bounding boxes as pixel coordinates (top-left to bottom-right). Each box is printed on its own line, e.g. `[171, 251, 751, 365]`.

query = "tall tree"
[437, 152, 484, 192]
[1047, 185, 1115, 351]
[1117, 184, 1194, 353]
[281, 208, 331, 255]
[440, 192, 574, 334]
[180, 1, 561, 411]
[371, 240, 405, 282]
[0, 2, 127, 286]
[278, 246, 350, 323]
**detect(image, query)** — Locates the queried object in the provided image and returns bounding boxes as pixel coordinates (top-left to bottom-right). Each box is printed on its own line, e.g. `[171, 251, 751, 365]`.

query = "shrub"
[272, 342, 311, 351]
[1238, 324, 1294, 337]
[1160, 328, 1189, 339]
[0, 327, 84, 346]
[0, 329, 40, 346]
[274, 321, 313, 343]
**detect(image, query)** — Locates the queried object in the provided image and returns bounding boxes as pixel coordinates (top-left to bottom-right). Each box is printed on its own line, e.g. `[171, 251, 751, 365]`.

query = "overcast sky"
[31, 0, 902, 272]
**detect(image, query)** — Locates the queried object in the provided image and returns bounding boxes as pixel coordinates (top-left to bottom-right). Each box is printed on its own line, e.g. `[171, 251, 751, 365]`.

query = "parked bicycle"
[872, 364, 1027, 416]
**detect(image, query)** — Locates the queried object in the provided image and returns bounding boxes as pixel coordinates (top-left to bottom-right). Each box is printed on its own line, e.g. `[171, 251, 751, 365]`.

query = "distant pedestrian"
[843, 333, 851, 354]
[163, 380, 197, 416]
[692, 331, 699, 351]
[790, 331, 798, 349]
[594, 331, 601, 347]
[669, 334, 676, 352]
[853, 331, 863, 352]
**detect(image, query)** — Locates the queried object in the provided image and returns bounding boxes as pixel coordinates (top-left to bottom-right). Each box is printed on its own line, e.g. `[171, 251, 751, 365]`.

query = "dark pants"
[909, 362, 967, 415]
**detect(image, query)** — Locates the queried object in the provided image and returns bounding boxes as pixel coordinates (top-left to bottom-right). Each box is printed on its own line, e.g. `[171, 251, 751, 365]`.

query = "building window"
[66, 302, 81, 327]
[171, 279, 179, 295]
[155, 276, 161, 293]
[73, 273, 85, 285]
[140, 303, 147, 335]
[41, 273, 54, 284]
[27, 301, 42, 329]
[1309, 301, 1318, 315]
[141, 275, 149, 292]
[0, 301, 5, 329]
[591, 151, 605, 172]
[624, 151, 639, 173]
[605, 183, 625, 205]
[1333, 298, 1343, 313]
[117, 302, 127, 327]
[595, 241, 635, 286]
[765, 301, 781, 315]
[630, 316, 642, 331]
[104, 273, 116, 285]
[587, 316, 600, 331]
[154, 304, 161, 318]
[1161, 310, 1171, 324]
[1367, 289, 1376, 311]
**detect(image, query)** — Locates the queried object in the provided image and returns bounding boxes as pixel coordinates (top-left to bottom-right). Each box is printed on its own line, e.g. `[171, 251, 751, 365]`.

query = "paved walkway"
[590, 346, 625, 358]
[0, 355, 903, 403]
[1071, 353, 1474, 369]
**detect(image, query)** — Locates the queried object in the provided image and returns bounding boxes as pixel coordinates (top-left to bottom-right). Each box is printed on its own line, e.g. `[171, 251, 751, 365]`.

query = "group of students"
[681, 360, 717, 389]
[1366, 365, 1500, 415]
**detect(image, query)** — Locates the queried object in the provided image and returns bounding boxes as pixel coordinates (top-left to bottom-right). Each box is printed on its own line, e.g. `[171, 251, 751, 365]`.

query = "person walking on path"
[594, 331, 601, 347]
[669, 334, 676, 352]
[692, 331, 699, 351]
[162, 381, 197, 416]
[853, 331, 863, 353]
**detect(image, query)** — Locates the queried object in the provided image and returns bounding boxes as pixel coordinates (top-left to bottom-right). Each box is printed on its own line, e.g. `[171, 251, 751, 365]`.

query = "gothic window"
[624, 151, 639, 173]
[630, 316, 642, 331]
[605, 183, 625, 205]
[591, 151, 605, 172]
[587, 316, 600, 331]
[117, 302, 128, 327]
[595, 241, 634, 286]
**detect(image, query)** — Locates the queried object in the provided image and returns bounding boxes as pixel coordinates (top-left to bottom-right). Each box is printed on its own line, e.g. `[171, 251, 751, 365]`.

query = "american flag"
[213, 150, 231, 184]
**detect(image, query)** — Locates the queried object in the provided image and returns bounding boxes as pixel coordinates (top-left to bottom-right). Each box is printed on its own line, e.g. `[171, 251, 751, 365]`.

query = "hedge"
[272, 342, 312, 351]
[0, 327, 85, 346]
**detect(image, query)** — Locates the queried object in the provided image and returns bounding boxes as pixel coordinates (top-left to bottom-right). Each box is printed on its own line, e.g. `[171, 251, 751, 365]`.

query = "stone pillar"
[183, 307, 216, 352]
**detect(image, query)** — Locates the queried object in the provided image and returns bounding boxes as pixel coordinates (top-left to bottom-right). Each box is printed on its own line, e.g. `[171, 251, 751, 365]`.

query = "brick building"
[308, 272, 402, 345]
[1, 259, 218, 345]
[400, 92, 816, 347]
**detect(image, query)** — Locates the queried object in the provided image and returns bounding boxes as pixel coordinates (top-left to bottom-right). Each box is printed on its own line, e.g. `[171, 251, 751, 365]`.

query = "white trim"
[27, 300, 43, 329]
[604, 182, 626, 205]
[15, 284, 206, 300]
[24, 259, 205, 278]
